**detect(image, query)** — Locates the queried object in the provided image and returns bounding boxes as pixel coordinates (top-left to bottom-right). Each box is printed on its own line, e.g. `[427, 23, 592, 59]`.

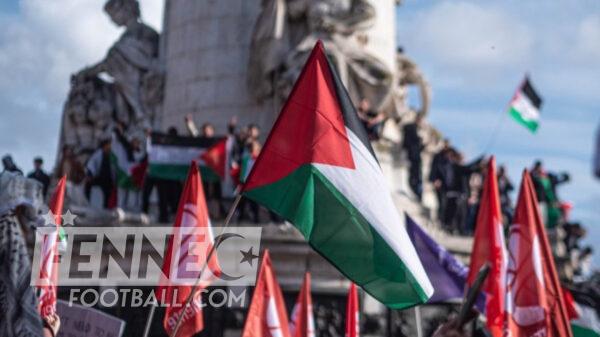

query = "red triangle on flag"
[201, 138, 227, 179]
[242, 250, 291, 337]
[243, 41, 355, 191]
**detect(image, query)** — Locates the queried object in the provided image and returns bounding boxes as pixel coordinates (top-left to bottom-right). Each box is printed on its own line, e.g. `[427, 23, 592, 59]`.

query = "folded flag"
[148, 132, 224, 182]
[38, 175, 67, 318]
[505, 170, 573, 337]
[290, 273, 315, 337]
[467, 157, 508, 337]
[508, 76, 543, 133]
[405, 215, 473, 305]
[156, 161, 221, 337]
[346, 283, 359, 337]
[241, 41, 433, 309]
[242, 250, 291, 337]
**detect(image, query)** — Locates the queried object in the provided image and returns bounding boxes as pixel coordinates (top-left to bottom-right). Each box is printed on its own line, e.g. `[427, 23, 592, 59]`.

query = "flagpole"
[414, 306, 424, 337]
[169, 193, 243, 337]
[142, 299, 157, 337]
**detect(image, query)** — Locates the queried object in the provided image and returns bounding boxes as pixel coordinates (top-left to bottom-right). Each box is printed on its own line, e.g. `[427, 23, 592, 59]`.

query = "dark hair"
[167, 126, 178, 136]
[34, 157, 43, 164]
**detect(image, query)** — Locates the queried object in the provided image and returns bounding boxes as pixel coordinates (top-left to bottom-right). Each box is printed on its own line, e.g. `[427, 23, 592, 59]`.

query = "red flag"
[290, 273, 315, 337]
[467, 157, 507, 337]
[505, 171, 573, 337]
[200, 138, 227, 179]
[345, 283, 359, 337]
[242, 250, 291, 337]
[562, 287, 578, 321]
[38, 175, 66, 318]
[156, 161, 221, 337]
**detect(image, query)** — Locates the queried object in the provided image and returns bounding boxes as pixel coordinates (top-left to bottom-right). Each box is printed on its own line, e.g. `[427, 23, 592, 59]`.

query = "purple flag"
[405, 214, 483, 308]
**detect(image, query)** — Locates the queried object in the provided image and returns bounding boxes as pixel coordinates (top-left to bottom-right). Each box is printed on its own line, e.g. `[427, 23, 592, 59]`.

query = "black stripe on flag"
[325, 54, 378, 163]
[522, 78, 542, 109]
[151, 132, 223, 148]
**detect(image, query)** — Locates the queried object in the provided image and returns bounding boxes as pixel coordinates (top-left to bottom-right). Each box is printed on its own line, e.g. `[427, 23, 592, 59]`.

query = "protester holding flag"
[241, 41, 433, 308]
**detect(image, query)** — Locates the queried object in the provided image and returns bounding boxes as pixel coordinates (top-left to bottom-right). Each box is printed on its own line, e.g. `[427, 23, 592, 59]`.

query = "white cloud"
[0, 0, 163, 173]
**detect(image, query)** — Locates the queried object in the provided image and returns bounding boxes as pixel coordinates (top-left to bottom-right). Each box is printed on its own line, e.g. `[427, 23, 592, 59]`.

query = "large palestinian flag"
[241, 41, 433, 309]
[148, 132, 225, 182]
[508, 76, 543, 133]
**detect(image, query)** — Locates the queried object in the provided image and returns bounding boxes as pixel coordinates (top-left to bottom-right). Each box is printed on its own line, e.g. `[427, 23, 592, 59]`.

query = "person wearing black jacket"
[27, 157, 51, 198]
[403, 114, 425, 200]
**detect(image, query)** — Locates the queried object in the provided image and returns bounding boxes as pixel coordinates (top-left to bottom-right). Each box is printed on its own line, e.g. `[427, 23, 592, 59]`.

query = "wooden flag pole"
[168, 193, 243, 337]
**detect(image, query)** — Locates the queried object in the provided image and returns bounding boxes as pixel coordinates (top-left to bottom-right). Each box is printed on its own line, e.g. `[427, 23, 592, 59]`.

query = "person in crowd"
[464, 161, 485, 234]
[27, 157, 51, 198]
[2, 155, 23, 175]
[237, 140, 262, 223]
[429, 139, 452, 220]
[85, 138, 116, 208]
[402, 114, 425, 201]
[530, 160, 570, 228]
[357, 98, 386, 140]
[55, 144, 86, 184]
[201, 122, 215, 138]
[0, 171, 61, 337]
[497, 165, 514, 225]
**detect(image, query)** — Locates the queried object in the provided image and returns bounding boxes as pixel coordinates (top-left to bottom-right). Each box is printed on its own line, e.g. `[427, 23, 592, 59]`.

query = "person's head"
[358, 98, 370, 112]
[248, 124, 260, 140]
[100, 139, 112, 153]
[104, 0, 140, 27]
[2, 155, 15, 170]
[415, 113, 424, 125]
[130, 137, 141, 151]
[533, 160, 543, 173]
[498, 165, 506, 176]
[33, 157, 43, 170]
[167, 126, 178, 136]
[442, 139, 450, 149]
[62, 144, 74, 157]
[201, 123, 215, 138]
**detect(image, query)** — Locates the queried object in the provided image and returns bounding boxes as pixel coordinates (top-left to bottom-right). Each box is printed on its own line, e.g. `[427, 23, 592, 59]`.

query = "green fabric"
[243, 164, 429, 309]
[509, 106, 539, 133]
[149, 163, 220, 182]
[573, 324, 600, 337]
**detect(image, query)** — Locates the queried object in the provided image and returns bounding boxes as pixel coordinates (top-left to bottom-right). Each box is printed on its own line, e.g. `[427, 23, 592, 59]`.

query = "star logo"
[42, 210, 56, 226]
[62, 210, 77, 226]
[240, 247, 259, 267]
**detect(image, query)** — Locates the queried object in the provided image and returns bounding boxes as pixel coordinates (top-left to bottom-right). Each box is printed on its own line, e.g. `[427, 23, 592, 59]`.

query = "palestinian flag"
[508, 76, 543, 133]
[148, 132, 224, 182]
[111, 130, 146, 189]
[572, 303, 600, 337]
[241, 41, 433, 309]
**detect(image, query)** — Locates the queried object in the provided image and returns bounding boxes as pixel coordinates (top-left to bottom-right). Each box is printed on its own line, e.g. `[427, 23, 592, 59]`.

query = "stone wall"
[160, 0, 276, 135]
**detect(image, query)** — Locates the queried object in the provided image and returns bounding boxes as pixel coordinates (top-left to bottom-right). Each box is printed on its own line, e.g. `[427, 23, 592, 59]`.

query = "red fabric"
[201, 138, 227, 179]
[156, 161, 221, 337]
[505, 171, 573, 337]
[345, 283, 359, 337]
[242, 250, 291, 337]
[38, 175, 66, 318]
[467, 157, 507, 337]
[131, 159, 148, 189]
[562, 287, 579, 320]
[290, 273, 314, 337]
[243, 41, 354, 191]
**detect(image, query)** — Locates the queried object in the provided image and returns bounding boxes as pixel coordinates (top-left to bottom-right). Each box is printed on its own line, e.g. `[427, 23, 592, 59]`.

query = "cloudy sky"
[0, 1, 598, 263]
[397, 0, 600, 264]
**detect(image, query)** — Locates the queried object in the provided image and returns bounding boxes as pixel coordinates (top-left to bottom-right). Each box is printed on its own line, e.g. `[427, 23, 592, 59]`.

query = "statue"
[248, 0, 395, 111]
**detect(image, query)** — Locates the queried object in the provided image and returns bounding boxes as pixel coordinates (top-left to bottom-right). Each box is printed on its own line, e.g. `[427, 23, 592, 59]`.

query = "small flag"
[405, 215, 475, 305]
[242, 250, 291, 337]
[241, 40, 433, 309]
[156, 161, 221, 337]
[290, 273, 315, 337]
[200, 136, 237, 197]
[148, 132, 225, 182]
[571, 303, 600, 337]
[38, 175, 66, 318]
[345, 283, 359, 337]
[563, 287, 579, 321]
[505, 171, 573, 337]
[111, 130, 146, 189]
[467, 157, 508, 337]
[508, 76, 543, 133]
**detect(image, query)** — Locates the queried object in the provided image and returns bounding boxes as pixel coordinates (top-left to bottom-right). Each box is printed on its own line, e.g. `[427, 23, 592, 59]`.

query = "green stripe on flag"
[509, 107, 539, 133]
[149, 163, 220, 182]
[572, 324, 600, 337]
[244, 164, 429, 309]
